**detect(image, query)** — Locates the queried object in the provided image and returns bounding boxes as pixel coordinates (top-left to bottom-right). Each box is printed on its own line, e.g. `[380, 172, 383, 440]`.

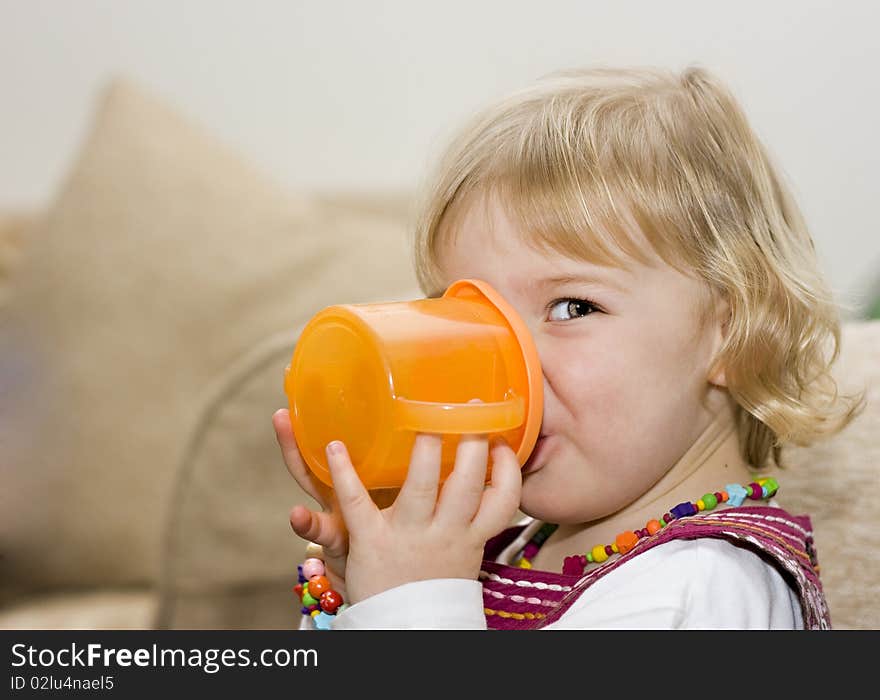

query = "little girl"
[273, 66, 863, 629]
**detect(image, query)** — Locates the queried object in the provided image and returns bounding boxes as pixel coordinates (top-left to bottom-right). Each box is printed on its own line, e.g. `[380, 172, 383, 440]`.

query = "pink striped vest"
[480, 505, 830, 629]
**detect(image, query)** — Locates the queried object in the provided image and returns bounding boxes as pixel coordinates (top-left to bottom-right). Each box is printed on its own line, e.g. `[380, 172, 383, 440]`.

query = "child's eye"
[547, 297, 600, 321]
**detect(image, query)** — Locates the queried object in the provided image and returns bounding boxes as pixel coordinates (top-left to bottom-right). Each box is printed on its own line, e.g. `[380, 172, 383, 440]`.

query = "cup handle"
[392, 394, 525, 433]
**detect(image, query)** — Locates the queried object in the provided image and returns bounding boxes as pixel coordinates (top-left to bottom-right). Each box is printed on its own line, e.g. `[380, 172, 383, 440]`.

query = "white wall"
[2, 0, 878, 316]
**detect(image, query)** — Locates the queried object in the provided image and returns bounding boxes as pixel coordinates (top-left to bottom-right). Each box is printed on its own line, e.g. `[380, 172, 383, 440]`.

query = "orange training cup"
[283, 279, 543, 490]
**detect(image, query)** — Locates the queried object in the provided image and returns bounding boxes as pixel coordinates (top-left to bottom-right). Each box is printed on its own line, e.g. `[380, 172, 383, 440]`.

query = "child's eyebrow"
[530, 273, 627, 293]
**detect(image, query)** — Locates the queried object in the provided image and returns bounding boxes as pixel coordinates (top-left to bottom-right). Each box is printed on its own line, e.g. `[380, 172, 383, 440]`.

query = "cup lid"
[443, 279, 544, 467]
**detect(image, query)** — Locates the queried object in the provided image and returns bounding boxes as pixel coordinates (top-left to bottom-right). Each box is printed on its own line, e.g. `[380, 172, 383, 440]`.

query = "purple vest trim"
[480, 506, 830, 630]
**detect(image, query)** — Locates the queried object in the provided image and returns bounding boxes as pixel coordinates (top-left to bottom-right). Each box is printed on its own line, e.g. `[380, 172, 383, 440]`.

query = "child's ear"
[707, 297, 730, 388]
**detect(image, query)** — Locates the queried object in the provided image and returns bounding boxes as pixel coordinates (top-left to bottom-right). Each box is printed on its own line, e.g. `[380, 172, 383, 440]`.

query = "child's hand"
[273, 408, 349, 587]
[325, 431, 522, 605]
[273, 408, 398, 592]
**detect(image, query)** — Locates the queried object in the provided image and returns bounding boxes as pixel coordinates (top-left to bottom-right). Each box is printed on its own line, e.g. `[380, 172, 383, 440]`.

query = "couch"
[1, 78, 877, 630]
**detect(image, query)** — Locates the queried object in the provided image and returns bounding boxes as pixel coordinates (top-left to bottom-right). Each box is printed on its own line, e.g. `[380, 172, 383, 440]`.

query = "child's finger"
[325, 440, 378, 534]
[273, 409, 327, 507]
[289, 504, 349, 559]
[435, 432, 490, 527]
[392, 433, 442, 526]
[471, 438, 522, 540]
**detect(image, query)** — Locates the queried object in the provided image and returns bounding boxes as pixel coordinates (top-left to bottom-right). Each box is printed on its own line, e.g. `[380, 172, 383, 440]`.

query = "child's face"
[435, 194, 729, 524]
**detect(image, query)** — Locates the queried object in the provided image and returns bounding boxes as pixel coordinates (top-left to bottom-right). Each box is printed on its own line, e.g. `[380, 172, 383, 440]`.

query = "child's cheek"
[558, 340, 629, 409]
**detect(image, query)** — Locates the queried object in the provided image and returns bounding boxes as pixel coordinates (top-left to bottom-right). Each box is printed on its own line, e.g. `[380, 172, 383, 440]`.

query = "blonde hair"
[412, 65, 865, 469]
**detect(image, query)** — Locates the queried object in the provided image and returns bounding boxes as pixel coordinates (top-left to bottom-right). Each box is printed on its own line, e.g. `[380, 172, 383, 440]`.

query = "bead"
[611, 543, 619, 553]
[301, 588, 318, 607]
[696, 499, 705, 511]
[726, 483, 747, 507]
[308, 575, 330, 596]
[517, 558, 532, 569]
[534, 523, 558, 544]
[715, 491, 725, 502]
[313, 611, 335, 630]
[305, 542, 324, 558]
[320, 589, 344, 613]
[748, 482, 764, 500]
[615, 531, 639, 555]
[604, 544, 614, 557]
[563, 555, 584, 576]
[293, 583, 303, 599]
[591, 545, 609, 563]
[302, 558, 325, 579]
[702, 493, 718, 509]
[671, 502, 696, 519]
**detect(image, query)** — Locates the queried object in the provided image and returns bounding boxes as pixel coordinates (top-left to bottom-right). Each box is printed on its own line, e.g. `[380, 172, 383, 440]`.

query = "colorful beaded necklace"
[294, 543, 348, 630]
[514, 478, 779, 576]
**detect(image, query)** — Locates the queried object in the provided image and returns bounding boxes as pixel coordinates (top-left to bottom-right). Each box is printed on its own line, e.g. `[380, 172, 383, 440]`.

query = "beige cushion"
[0, 77, 420, 600]
[0, 590, 157, 630]
[780, 319, 880, 630]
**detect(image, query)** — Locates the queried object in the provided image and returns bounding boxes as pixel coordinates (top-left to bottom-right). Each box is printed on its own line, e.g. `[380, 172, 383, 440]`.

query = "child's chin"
[518, 485, 565, 523]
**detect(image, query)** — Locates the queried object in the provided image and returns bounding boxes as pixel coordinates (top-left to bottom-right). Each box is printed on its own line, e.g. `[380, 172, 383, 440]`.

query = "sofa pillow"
[0, 77, 420, 598]
[780, 320, 880, 629]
